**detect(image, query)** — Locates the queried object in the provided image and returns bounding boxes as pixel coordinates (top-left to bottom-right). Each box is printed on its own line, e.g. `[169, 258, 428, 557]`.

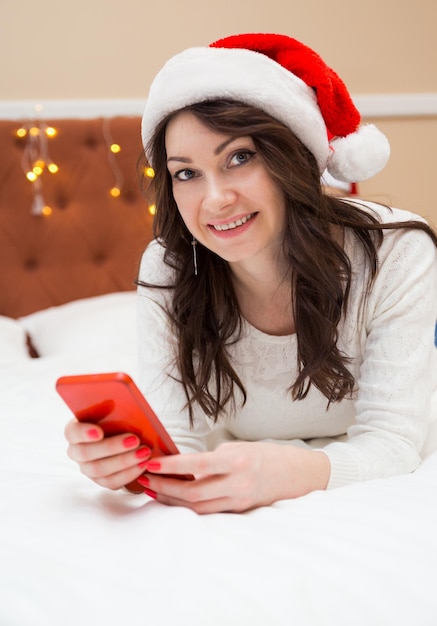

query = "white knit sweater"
[137, 203, 437, 489]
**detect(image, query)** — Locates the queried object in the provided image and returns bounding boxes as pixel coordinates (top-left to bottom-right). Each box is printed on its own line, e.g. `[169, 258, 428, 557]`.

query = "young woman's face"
[165, 111, 287, 268]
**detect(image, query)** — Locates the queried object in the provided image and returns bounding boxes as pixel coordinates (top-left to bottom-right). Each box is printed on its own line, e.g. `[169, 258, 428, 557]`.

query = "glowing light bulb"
[110, 143, 121, 154]
[16, 127, 27, 138]
[42, 205, 52, 216]
[48, 163, 59, 174]
[45, 126, 57, 138]
[32, 160, 45, 176]
[148, 204, 156, 215]
[29, 126, 40, 137]
[26, 171, 38, 182]
[110, 187, 121, 198]
[144, 167, 155, 178]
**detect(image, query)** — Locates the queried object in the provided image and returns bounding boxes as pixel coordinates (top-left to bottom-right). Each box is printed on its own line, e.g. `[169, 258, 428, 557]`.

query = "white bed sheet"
[1, 294, 437, 626]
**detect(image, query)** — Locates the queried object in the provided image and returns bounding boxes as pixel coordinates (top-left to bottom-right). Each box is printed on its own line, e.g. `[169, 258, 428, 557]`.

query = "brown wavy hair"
[138, 100, 437, 423]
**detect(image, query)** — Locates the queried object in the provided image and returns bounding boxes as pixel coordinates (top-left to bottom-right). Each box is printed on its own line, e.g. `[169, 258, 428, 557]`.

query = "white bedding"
[1, 293, 437, 626]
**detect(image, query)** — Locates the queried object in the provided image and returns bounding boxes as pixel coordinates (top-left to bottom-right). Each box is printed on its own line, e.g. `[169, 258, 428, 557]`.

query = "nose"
[202, 174, 237, 214]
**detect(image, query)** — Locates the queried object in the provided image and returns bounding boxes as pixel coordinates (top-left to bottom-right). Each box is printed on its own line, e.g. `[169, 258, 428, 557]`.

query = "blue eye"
[174, 169, 196, 181]
[229, 150, 255, 166]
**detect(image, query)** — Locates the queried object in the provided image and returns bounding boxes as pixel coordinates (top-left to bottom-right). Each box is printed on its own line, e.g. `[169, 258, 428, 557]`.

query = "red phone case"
[56, 372, 191, 491]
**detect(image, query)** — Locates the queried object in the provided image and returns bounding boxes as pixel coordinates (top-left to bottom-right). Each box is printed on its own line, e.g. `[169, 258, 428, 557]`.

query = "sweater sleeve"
[136, 241, 213, 454]
[324, 224, 437, 488]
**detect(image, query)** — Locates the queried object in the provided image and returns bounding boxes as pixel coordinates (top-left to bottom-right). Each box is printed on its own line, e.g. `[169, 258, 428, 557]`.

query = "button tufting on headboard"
[0, 116, 154, 318]
[55, 194, 69, 210]
[93, 253, 107, 266]
[23, 258, 39, 271]
[83, 135, 99, 149]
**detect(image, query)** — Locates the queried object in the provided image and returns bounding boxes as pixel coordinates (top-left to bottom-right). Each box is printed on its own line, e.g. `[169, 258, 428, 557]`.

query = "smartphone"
[56, 371, 192, 492]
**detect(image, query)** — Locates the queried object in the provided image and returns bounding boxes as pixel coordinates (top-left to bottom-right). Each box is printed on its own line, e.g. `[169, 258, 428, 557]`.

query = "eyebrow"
[214, 136, 238, 155]
[167, 156, 192, 164]
[167, 136, 244, 165]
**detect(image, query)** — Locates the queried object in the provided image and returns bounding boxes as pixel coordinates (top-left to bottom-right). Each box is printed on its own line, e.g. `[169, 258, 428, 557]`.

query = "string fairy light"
[102, 118, 124, 198]
[17, 107, 58, 216]
[101, 121, 158, 214]
[17, 111, 159, 217]
[142, 166, 156, 215]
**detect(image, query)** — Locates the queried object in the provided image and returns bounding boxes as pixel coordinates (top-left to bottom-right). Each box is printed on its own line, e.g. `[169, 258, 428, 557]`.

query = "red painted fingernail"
[138, 461, 149, 469]
[122, 435, 138, 449]
[87, 428, 100, 440]
[144, 461, 161, 471]
[143, 487, 157, 499]
[135, 447, 151, 459]
[137, 476, 149, 487]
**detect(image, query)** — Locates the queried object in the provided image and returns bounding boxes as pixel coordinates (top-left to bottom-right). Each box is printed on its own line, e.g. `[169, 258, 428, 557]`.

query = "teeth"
[213, 213, 254, 231]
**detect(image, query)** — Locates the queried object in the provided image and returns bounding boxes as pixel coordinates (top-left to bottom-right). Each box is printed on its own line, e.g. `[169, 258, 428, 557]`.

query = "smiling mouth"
[211, 213, 257, 231]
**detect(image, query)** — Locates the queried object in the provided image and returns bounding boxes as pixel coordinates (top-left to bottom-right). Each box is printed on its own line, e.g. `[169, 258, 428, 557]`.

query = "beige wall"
[2, 0, 437, 223]
[359, 116, 437, 226]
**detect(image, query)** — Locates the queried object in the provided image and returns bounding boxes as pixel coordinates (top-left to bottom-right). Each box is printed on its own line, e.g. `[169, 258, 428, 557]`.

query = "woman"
[65, 33, 437, 513]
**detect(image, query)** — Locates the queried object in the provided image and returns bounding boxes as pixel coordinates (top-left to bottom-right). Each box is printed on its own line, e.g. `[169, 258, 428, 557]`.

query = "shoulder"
[344, 199, 429, 226]
[138, 239, 177, 287]
[344, 200, 435, 262]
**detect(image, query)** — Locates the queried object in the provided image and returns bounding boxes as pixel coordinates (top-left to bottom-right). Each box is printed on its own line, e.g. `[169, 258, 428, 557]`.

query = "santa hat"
[141, 33, 390, 182]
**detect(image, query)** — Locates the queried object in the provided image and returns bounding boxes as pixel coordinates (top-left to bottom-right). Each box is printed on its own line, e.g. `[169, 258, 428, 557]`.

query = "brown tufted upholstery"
[0, 116, 154, 318]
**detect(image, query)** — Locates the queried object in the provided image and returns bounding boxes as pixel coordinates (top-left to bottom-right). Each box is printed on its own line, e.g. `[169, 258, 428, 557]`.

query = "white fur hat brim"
[141, 44, 390, 182]
[141, 46, 330, 172]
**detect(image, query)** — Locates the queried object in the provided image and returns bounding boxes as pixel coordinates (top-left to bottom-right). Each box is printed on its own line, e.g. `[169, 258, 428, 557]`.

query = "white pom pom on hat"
[328, 124, 390, 182]
[141, 33, 390, 182]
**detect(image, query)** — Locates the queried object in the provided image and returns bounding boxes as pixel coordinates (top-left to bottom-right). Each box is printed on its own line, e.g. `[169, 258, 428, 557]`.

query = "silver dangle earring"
[191, 238, 198, 276]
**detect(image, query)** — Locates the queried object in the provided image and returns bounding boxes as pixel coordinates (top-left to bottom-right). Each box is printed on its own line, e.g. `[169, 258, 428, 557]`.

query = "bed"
[1, 115, 437, 626]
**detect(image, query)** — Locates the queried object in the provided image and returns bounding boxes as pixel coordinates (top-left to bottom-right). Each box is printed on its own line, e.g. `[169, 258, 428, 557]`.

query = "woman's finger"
[138, 476, 234, 514]
[137, 468, 248, 513]
[141, 445, 241, 479]
[92, 459, 154, 491]
[64, 418, 104, 444]
[79, 444, 151, 478]
[67, 432, 141, 463]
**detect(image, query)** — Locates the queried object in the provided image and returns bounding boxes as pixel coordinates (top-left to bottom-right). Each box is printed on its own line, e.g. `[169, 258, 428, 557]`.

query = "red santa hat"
[141, 33, 390, 182]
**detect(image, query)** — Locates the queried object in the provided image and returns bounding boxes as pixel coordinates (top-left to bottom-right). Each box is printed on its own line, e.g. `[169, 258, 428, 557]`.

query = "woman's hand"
[137, 441, 331, 513]
[64, 418, 152, 491]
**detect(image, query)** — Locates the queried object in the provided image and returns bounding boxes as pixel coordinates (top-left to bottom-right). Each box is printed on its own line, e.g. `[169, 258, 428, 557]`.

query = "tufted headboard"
[0, 116, 154, 319]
